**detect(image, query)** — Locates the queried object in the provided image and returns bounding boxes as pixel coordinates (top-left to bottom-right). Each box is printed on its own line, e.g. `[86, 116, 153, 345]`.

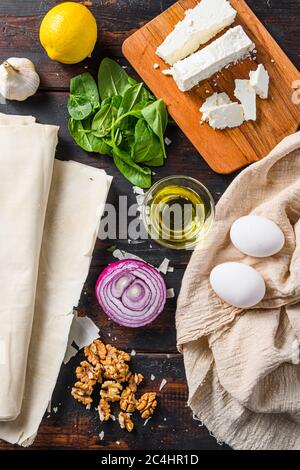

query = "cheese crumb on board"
[206, 103, 245, 130]
[234, 79, 257, 121]
[156, 0, 237, 66]
[162, 69, 173, 76]
[171, 26, 255, 92]
[249, 64, 270, 99]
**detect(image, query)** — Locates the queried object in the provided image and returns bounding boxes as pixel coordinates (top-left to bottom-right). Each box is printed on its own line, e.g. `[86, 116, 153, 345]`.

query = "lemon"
[39, 2, 97, 64]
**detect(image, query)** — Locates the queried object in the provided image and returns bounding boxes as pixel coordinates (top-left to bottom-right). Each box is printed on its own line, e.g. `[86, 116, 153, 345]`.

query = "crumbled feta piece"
[158, 258, 170, 274]
[133, 186, 145, 195]
[234, 79, 257, 121]
[156, 0, 237, 65]
[172, 26, 255, 92]
[206, 103, 245, 130]
[249, 64, 270, 99]
[200, 92, 231, 121]
[166, 288, 175, 299]
[153, 63, 160, 70]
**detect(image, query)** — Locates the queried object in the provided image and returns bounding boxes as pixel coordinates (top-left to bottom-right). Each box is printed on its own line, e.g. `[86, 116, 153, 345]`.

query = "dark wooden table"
[0, 0, 299, 451]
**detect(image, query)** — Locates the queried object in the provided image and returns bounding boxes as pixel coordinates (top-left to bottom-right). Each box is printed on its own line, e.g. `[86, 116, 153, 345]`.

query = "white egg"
[230, 215, 285, 258]
[210, 262, 266, 309]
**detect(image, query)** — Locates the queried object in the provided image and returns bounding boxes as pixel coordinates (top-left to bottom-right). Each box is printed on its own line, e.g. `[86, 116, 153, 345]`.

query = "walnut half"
[101, 344, 131, 383]
[98, 398, 111, 422]
[136, 392, 157, 419]
[76, 360, 101, 384]
[118, 412, 134, 432]
[100, 380, 123, 402]
[128, 373, 144, 393]
[71, 381, 94, 405]
[84, 339, 107, 366]
[120, 386, 136, 413]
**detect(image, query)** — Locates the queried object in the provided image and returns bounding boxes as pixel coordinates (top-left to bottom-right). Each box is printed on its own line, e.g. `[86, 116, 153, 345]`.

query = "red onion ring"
[95, 260, 167, 328]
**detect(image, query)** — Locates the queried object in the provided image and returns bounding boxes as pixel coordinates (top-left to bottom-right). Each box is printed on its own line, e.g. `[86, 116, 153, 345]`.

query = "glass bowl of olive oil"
[142, 176, 215, 250]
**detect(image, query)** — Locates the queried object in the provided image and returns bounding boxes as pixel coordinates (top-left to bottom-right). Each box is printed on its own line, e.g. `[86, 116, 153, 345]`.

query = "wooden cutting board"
[122, 0, 300, 174]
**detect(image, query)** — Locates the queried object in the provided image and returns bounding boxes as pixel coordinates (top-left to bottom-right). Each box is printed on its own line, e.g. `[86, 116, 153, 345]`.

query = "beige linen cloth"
[176, 132, 300, 450]
[0, 114, 111, 445]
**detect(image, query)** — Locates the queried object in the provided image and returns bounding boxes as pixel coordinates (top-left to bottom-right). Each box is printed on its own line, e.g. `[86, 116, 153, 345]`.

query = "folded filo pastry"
[0, 120, 59, 420]
[0, 114, 112, 445]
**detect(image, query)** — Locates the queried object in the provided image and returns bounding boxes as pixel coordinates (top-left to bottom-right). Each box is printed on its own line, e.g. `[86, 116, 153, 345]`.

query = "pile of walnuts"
[71, 339, 157, 432]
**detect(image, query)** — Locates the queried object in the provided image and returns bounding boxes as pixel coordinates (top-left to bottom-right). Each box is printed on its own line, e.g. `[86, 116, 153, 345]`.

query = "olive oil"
[143, 176, 215, 250]
[147, 183, 210, 249]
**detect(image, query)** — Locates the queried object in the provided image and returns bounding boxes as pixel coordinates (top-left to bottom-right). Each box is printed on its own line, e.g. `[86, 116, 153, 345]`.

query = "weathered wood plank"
[0, 354, 230, 450]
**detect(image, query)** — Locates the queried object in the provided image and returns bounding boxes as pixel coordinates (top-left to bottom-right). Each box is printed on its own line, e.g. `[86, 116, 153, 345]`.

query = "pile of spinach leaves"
[68, 58, 168, 188]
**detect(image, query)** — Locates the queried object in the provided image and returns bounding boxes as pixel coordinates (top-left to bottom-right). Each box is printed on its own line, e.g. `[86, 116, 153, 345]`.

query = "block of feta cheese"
[200, 92, 231, 120]
[207, 103, 245, 129]
[249, 64, 269, 99]
[234, 79, 257, 121]
[156, 0, 237, 66]
[171, 26, 255, 92]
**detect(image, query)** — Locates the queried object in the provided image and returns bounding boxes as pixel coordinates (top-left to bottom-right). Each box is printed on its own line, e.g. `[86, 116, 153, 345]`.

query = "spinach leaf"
[113, 146, 152, 188]
[142, 99, 168, 158]
[92, 104, 115, 137]
[68, 59, 169, 189]
[128, 76, 138, 86]
[143, 154, 164, 167]
[132, 119, 163, 165]
[98, 58, 131, 100]
[70, 72, 100, 109]
[68, 95, 92, 120]
[140, 86, 155, 103]
[118, 83, 144, 117]
[114, 127, 123, 146]
[111, 95, 122, 108]
[68, 118, 112, 156]
[89, 134, 113, 156]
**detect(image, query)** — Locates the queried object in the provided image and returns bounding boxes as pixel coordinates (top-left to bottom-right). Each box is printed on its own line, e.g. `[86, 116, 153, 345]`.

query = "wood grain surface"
[0, 0, 299, 451]
[123, 0, 300, 174]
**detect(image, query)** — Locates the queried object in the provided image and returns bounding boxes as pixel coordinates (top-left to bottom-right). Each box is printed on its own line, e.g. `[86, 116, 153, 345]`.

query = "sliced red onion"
[95, 260, 167, 328]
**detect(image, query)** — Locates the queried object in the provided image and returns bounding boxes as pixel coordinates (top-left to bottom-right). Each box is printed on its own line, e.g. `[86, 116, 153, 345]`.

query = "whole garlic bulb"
[0, 57, 40, 101]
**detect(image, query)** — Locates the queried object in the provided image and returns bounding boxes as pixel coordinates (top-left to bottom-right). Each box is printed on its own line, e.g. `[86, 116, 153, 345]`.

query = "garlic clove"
[0, 57, 40, 101]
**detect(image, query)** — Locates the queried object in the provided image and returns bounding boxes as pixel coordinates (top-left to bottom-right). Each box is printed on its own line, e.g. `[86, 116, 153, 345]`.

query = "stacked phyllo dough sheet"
[0, 113, 111, 445]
